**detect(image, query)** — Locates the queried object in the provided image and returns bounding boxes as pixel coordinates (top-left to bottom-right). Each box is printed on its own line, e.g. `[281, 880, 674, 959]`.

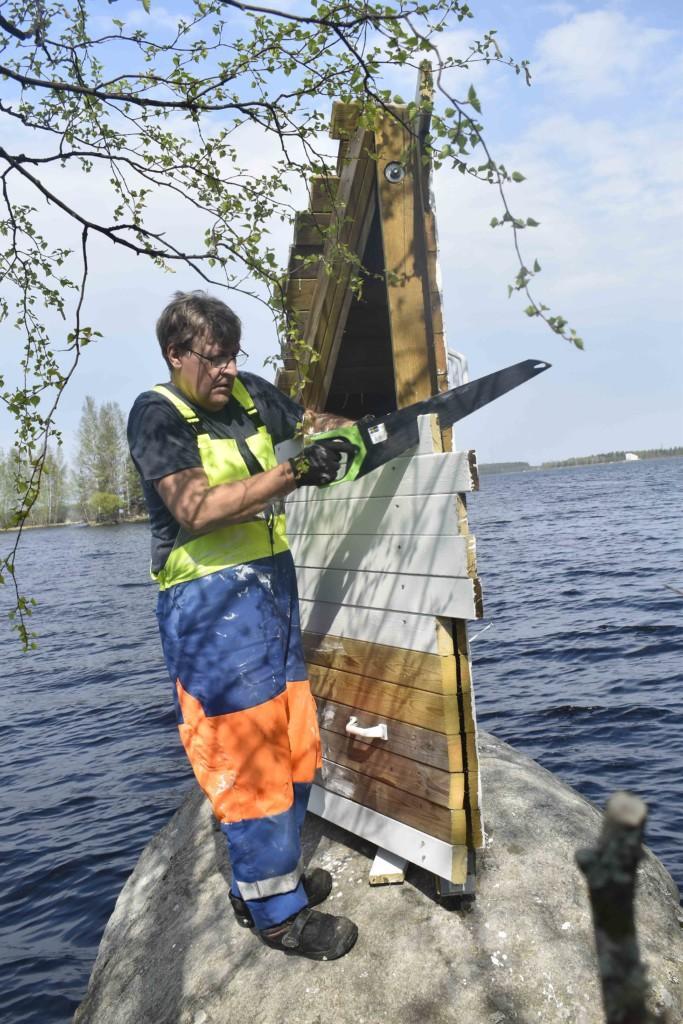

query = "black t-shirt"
[127, 371, 303, 572]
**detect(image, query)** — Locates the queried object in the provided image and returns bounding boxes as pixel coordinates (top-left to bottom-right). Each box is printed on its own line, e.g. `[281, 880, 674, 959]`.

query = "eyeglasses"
[186, 347, 248, 369]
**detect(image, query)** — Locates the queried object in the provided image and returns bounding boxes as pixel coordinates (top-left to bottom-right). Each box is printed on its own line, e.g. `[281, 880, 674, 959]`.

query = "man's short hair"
[156, 291, 242, 367]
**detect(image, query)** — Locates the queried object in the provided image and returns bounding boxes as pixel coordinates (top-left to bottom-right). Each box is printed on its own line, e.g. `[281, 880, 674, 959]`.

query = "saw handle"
[307, 424, 368, 487]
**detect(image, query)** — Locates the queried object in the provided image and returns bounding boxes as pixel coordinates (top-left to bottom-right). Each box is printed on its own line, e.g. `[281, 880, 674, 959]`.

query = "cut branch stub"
[576, 791, 665, 1024]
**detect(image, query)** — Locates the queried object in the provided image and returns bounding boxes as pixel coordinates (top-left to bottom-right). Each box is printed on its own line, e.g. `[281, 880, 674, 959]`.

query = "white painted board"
[298, 600, 440, 654]
[289, 531, 473, 579]
[286, 449, 477, 503]
[286, 492, 459, 537]
[296, 565, 479, 619]
[309, 784, 458, 881]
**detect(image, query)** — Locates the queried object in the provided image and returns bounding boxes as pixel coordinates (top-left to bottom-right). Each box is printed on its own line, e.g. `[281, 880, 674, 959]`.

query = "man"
[128, 290, 358, 961]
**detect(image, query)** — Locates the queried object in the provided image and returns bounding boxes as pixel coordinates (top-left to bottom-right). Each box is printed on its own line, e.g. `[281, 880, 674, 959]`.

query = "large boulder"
[74, 732, 682, 1024]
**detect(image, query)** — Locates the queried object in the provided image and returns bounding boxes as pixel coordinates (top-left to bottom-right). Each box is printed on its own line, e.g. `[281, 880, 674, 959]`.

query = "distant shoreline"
[1, 516, 149, 534]
[480, 451, 683, 475]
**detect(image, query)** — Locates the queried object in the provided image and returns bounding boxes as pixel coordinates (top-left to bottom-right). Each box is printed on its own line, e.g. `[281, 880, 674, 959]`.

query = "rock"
[74, 732, 682, 1024]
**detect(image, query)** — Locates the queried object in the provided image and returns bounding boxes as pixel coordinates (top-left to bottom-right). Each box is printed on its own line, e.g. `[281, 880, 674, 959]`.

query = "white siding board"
[296, 565, 478, 619]
[286, 449, 477, 503]
[308, 784, 457, 880]
[286, 492, 458, 537]
[299, 600, 440, 654]
[289, 531, 472, 578]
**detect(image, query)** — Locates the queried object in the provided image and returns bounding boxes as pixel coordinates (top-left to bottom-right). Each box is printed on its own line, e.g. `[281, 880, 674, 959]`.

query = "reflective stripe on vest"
[151, 380, 289, 590]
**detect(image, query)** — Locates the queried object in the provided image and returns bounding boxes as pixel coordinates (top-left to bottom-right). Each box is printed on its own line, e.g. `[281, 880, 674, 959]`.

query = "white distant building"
[625, 452, 640, 461]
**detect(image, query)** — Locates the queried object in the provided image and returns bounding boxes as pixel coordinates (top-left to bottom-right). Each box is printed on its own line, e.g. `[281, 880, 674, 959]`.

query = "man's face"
[167, 333, 239, 412]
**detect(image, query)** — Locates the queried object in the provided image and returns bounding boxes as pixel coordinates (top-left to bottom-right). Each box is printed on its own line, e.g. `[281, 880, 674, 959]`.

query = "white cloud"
[433, 103, 683, 367]
[534, 10, 675, 99]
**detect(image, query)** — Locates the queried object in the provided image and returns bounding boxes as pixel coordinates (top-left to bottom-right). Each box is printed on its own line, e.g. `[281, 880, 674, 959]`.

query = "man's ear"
[166, 344, 183, 370]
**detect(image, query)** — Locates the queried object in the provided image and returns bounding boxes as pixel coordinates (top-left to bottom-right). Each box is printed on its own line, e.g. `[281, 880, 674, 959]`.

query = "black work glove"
[289, 438, 356, 488]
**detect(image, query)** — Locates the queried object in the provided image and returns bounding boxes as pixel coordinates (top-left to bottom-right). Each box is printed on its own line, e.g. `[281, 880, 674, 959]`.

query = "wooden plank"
[469, 806, 484, 849]
[330, 102, 361, 139]
[285, 277, 317, 312]
[290, 531, 474, 580]
[309, 175, 339, 213]
[301, 128, 377, 409]
[318, 759, 467, 844]
[310, 664, 461, 734]
[320, 727, 472, 809]
[369, 848, 407, 886]
[286, 450, 478, 503]
[286, 491, 460, 537]
[375, 108, 436, 408]
[308, 785, 469, 884]
[299, 600, 440, 653]
[304, 630, 470, 698]
[294, 211, 333, 246]
[296, 565, 480, 620]
[288, 244, 323, 280]
[316, 697, 477, 773]
[303, 632, 446, 692]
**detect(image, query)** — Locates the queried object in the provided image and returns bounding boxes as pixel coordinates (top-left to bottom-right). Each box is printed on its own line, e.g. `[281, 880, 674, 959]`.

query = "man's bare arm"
[155, 462, 297, 536]
[302, 409, 356, 435]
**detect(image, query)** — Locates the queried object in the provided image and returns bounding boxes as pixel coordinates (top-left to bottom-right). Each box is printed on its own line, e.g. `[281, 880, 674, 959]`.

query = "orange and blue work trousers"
[156, 550, 322, 929]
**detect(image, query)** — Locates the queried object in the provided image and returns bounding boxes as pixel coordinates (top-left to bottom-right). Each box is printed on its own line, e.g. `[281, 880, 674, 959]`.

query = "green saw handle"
[308, 425, 367, 487]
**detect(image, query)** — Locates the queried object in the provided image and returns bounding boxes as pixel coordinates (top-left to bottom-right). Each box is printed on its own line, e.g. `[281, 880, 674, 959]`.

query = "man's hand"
[289, 439, 355, 488]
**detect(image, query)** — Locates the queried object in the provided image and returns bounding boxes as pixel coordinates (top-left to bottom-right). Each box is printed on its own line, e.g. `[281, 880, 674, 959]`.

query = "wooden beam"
[375, 107, 436, 408]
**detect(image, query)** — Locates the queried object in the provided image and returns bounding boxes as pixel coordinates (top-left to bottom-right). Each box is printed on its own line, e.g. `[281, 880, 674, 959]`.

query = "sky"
[1, 0, 682, 466]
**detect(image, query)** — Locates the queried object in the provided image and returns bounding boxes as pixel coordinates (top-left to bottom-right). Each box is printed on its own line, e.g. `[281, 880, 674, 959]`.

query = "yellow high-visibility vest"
[151, 379, 289, 590]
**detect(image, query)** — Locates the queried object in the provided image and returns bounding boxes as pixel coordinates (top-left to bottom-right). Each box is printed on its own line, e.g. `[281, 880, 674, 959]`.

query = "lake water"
[1, 458, 681, 1023]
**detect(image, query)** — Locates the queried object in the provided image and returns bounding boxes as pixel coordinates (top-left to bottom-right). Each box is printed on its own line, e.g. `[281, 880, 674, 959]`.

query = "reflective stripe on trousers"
[156, 551, 322, 930]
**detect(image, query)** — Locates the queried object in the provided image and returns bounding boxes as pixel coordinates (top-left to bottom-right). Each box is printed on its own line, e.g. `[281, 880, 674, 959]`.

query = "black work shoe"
[259, 907, 358, 961]
[229, 867, 333, 929]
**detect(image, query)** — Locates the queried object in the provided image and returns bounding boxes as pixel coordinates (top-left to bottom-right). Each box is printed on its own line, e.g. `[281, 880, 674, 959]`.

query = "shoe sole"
[264, 923, 359, 961]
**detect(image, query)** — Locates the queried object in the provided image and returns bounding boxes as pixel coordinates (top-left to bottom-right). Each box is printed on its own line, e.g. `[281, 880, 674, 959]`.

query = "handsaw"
[310, 358, 551, 487]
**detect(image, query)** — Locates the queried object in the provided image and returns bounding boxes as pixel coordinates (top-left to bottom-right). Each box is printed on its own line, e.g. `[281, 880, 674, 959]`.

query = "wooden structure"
[276, 80, 484, 891]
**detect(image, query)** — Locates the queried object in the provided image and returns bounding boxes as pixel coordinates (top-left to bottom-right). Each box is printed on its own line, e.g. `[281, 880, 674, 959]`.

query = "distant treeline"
[479, 462, 532, 474]
[540, 447, 683, 469]
[1, 397, 144, 529]
[479, 447, 683, 475]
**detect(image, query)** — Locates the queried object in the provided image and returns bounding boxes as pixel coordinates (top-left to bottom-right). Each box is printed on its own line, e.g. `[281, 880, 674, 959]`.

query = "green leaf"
[467, 85, 481, 113]
[142, 0, 151, 12]
[533, 259, 541, 273]
[511, 171, 526, 183]
[526, 217, 540, 227]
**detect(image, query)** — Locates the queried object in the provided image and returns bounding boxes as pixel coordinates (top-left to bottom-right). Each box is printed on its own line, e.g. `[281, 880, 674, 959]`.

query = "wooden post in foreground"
[576, 791, 665, 1024]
